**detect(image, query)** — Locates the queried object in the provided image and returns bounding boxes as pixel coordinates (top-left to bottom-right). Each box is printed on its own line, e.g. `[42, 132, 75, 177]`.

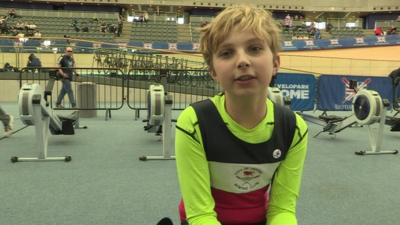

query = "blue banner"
[317, 75, 393, 111]
[281, 35, 400, 51]
[4, 34, 400, 52]
[177, 42, 193, 51]
[275, 73, 317, 111]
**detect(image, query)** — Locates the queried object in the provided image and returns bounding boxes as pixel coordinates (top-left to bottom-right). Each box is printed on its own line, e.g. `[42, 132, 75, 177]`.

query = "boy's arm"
[267, 114, 308, 225]
[175, 107, 221, 225]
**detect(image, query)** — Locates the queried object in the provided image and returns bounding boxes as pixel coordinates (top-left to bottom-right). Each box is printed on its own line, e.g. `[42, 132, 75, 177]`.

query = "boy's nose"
[236, 51, 251, 69]
[238, 62, 250, 68]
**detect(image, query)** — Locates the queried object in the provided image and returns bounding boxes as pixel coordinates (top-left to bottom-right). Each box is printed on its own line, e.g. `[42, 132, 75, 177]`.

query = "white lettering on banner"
[281, 90, 309, 99]
[277, 84, 309, 89]
[355, 37, 364, 44]
[305, 40, 314, 46]
[330, 39, 339, 45]
[334, 104, 352, 110]
[277, 83, 310, 100]
[284, 41, 293, 47]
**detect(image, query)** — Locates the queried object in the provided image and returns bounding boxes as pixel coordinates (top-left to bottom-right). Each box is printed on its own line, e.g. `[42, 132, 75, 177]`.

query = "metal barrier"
[126, 68, 221, 114]
[19, 67, 125, 114]
[18, 67, 221, 119]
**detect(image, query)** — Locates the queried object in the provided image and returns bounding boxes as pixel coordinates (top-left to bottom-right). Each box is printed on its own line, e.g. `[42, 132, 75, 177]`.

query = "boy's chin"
[228, 89, 266, 99]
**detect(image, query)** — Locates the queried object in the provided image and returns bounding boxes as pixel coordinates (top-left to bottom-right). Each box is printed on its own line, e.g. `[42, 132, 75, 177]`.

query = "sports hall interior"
[0, 0, 399, 225]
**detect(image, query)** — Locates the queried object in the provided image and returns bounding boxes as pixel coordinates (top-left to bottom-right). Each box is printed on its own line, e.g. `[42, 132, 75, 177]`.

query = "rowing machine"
[140, 84, 175, 161]
[268, 87, 290, 107]
[352, 89, 398, 155]
[11, 83, 74, 163]
[300, 112, 358, 138]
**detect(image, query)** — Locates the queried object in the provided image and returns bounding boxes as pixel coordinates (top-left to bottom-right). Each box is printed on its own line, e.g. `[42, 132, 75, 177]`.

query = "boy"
[175, 5, 308, 225]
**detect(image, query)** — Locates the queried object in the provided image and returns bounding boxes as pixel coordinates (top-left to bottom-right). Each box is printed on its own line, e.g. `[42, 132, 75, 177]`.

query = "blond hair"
[199, 5, 281, 69]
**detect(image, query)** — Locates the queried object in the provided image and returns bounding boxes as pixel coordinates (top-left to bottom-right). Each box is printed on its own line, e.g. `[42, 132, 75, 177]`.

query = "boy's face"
[211, 26, 279, 99]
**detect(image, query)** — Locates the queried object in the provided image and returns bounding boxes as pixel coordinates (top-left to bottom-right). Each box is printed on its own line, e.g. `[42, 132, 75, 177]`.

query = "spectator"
[3, 63, 13, 72]
[117, 17, 123, 37]
[100, 22, 107, 33]
[326, 23, 334, 32]
[27, 53, 42, 71]
[143, 12, 149, 22]
[0, 17, 8, 34]
[283, 14, 292, 30]
[314, 28, 321, 39]
[63, 34, 71, 44]
[72, 19, 79, 32]
[7, 8, 17, 18]
[374, 27, 383, 36]
[33, 30, 42, 38]
[387, 26, 397, 35]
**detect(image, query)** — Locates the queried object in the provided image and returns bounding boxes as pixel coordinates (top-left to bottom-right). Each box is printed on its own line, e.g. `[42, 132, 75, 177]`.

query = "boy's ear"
[272, 55, 280, 76]
[209, 68, 217, 78]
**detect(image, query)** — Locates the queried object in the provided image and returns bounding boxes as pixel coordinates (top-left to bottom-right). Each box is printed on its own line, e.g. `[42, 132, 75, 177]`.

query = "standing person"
[175, 5, 308, 225]
[56, 47, 77, 108]
[0, 106, 13, 136]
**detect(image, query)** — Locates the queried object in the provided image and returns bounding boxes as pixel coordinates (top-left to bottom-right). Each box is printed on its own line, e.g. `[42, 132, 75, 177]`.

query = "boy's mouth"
[235, 75, 255, 81]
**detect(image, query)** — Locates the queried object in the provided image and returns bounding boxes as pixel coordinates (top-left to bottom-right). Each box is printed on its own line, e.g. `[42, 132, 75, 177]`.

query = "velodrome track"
[281, 45, 400, 61]
[169, 45, 400, 76]
[279, 45, 400, 76]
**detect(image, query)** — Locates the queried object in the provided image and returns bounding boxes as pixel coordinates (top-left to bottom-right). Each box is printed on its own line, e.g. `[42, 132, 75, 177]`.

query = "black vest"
[191, 99, 296, 164]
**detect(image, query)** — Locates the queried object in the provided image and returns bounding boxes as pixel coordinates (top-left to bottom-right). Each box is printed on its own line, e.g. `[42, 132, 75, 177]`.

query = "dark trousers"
[56, 79, 76, 107]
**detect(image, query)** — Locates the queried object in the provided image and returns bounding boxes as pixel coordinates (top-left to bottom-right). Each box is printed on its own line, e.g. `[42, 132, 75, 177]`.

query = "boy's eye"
[218, 50, 233, 58]
[248, 45, 263, 53]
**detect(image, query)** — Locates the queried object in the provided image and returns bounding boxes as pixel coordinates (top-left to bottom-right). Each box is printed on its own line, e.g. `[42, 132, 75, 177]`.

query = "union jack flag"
[377, 36, 386, 43]
[341, 77, 371, 102]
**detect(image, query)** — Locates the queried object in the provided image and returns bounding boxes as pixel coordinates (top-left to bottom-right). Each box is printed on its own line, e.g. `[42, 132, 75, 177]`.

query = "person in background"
[0, 106, 13, 136]
[55, 47, 77, 108]
[374, 27, 383, 36]
[26, 53, 42, 72]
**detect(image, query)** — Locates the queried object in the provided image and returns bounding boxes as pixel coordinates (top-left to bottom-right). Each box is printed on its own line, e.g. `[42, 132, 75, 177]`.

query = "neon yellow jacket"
[176, 95, 308, 225]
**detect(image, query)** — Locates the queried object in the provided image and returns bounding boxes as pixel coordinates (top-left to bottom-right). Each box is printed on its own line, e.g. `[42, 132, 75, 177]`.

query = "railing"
[126, 68, 220, 113]
[16, 67, 220, 118]
[19, 67, 125, 111]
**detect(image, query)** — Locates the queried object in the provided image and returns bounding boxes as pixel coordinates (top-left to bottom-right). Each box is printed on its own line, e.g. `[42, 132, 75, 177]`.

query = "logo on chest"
[234, 167, 262, 191]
